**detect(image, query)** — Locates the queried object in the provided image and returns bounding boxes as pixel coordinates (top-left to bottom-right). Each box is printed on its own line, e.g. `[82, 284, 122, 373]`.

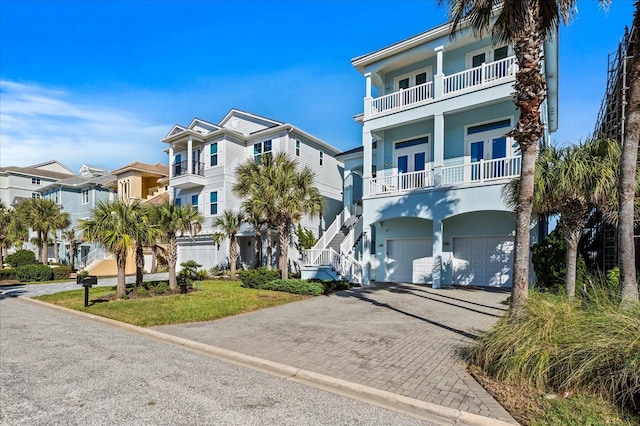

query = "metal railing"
[173, 161, 204, 177]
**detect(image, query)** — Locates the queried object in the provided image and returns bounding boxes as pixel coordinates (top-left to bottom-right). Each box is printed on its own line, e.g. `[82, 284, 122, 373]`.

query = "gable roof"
[0, 166, 76, 180]
[218, 109, 283, 131]
[38, 173, 116, 192]
[111, 162, 168, 177]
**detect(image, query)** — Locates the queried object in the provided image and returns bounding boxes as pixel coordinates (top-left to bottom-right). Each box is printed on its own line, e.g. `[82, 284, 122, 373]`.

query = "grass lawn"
[34, 280, 310, 327]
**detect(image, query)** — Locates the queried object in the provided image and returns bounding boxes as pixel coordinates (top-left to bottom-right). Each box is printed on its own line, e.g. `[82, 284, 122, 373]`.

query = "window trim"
[393, 134, 430, 173]
[210, 142, 219, 167]
[319, 151, 324, 166]
[209, 191, 218, 216]
[81, 188, 90, 205]
[393, 66, 432, 92]
[464, 117, 515, 161]
[253, 139, 273, 162]
[465, 45, 511, 69]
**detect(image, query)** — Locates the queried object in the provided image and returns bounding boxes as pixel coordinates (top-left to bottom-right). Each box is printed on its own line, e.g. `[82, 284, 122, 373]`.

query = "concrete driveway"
[154, 282, 517, 424]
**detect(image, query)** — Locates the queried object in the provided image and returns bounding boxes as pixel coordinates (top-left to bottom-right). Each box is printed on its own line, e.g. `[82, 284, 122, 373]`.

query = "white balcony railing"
[367, 56, 516, 117]
[370, 82, 433, 115]
[302, 248, 362, 283]
[443, 56, 517, 95]
[441, 157, 522, 186]
[369, 169, 434, 195]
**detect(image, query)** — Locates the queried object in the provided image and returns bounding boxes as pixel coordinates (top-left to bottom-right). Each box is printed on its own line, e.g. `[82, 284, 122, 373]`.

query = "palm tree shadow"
[336, 288, 480, 340]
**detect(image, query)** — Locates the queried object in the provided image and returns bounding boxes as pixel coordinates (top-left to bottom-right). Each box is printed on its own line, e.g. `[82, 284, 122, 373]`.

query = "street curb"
[20, 297, 518, 426]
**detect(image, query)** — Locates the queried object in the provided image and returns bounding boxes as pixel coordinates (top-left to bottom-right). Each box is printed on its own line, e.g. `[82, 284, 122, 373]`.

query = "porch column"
[187, 136, 193, 175]
[432, 219, 443, 289]
[169, 145, 174, 178]
[433, 112, 445, 187]
[362, 226, 371, 286]
[362, 130, 373, 197]
[364, 72, 373, 118]
[434, 46, 444, 98]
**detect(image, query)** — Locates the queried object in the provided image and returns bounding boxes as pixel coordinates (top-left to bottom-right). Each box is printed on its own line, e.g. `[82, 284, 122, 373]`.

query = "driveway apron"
[154, 283, 516, 423]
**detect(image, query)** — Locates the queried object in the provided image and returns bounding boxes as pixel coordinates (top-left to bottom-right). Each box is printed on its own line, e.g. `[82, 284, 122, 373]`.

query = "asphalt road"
[0, 296, 437, 425]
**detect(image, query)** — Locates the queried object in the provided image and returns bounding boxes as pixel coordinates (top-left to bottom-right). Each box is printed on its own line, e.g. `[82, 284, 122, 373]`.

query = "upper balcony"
[171, 160, 205, 189]
[367, 156, 521, 197]
[365, 56, 517, 119]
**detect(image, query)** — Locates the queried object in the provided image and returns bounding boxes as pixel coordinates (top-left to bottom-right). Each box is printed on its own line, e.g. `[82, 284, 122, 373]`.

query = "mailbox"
[77, 275, 98, 307]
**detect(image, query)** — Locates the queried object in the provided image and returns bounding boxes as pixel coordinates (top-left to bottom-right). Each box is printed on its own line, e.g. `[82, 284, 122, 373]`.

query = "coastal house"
[303, 18, 558, 288]
[162, 109, 344, 272]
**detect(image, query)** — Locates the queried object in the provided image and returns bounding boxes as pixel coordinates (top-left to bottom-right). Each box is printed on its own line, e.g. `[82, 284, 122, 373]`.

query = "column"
[169, 145, 174, 179]
[433, 112, 444, 187]
[362, 130, 372, 197]
[187, 136, 193, 175]
[364, 72, 373, 118]
[362, 227, 371, 286]
[432, 219, 443, 289]
[434, 46, 444, 98]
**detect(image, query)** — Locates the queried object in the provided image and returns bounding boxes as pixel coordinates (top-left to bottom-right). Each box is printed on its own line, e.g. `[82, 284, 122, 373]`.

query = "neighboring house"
[109, 161, 169, 206]
[162, 109, 344, 272]
[0, 160, 76, 207]
[303, 18, 558, 288]
[39, 165, 116, 271]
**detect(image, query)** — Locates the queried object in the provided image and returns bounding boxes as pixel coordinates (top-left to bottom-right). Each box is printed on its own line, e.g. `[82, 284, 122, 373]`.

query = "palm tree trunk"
[278, 223, 290, 280]
[508, 7, 546, 321]
[563, 226, 582, 299]
[135, 243, 144, 286]
[53, 236, 60, 263]
[254, 228, 262, 268]
[167, 235, 178, 291]
[266, 226, 273, 270]
[229, 235, 237, 279]
[69, 243, 76, 271]
[40, 232, 48, 264]
[116, 253, 127, 297]
[618, 4, 640, 306]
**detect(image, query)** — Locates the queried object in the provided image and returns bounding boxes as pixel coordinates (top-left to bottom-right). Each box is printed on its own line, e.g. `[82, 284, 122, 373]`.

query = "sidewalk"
[153, 282, 517, 424]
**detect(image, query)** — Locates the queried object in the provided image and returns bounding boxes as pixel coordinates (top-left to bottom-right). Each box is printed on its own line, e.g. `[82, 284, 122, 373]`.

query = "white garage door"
[453, 236, 514, 287]
[386, 238, 433, 283]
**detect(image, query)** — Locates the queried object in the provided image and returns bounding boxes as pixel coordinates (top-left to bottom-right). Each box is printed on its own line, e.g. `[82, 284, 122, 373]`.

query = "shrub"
[5, 250, 37, 268]
[51, 265, 72, 280]
[134, 286, 150, 298]
[16, 264, 52, 282]
[258, 279, 325, 296]
[239, 267, 281, 289]
[149, 281, 170, 295]
[532, 228, 586, 293]
[313, 279, 351, 294]
[0, 268, 17, 280]
[468, 288, 640, 412]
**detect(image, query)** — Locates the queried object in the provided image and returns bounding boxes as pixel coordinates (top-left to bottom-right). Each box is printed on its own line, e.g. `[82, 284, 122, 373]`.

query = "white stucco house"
[303, 18, 557, 288]
[162, 109, 344, 273]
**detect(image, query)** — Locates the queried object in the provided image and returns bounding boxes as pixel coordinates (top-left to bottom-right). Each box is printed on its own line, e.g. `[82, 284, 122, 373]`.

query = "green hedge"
[5, 250, 37, 268]
[0, 268, 17, 280]
[239, 267, 281, 289]
[16, 264, 52, 282]
[257, 279, 325, 296]
[51, 265, 72, 280]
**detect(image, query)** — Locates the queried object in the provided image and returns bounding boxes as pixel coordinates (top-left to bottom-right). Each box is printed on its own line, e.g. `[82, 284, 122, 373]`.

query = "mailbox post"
[77, 275, 98, 307]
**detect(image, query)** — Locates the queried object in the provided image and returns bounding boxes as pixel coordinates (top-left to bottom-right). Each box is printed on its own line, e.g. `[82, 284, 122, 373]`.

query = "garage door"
[386, 238, 433, 283]
[453, 236, 514, 287]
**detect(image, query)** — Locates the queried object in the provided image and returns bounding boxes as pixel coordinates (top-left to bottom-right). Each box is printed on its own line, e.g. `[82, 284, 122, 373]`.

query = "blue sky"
[0, 0, 635, 173]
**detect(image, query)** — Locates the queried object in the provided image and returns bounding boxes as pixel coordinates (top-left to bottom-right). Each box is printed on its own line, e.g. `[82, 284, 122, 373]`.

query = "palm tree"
[50, 210, 71, 264]
[235, 153, 324, 280]
[62, 227, 81, 271]
[147, 200, 203, 292]
[16, 198, 68, 264]
[504, 139, 621, 298]
[213, 209, 244, 279]
[618, 2, 640, 305]
[272, 157, 324, 279]
[79, 199, 143, 297]
[234, 155, 278, 269]
[443, 0, 584, 319]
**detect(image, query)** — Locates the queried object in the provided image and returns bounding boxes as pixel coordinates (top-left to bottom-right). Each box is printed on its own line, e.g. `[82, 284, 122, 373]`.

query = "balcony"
[367, 157, 521, 196]
[368, 56, 517, 118]
[171, 161, 205, 189]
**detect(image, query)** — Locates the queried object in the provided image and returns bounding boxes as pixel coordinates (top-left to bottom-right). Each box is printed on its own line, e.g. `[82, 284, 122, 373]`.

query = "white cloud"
[0, 80, 170, 173]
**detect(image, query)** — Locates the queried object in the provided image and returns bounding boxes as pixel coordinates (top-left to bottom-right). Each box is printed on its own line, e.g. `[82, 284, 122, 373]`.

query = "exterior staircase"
[301, 206, 364, 284]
